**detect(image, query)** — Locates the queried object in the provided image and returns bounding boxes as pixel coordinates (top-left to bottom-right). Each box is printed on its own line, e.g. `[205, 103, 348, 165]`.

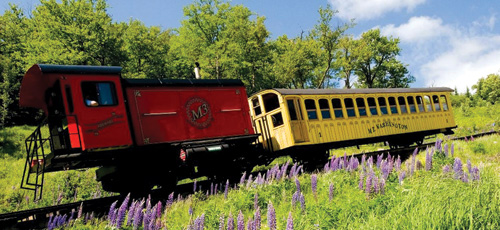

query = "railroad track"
[2, 130, 497, 229]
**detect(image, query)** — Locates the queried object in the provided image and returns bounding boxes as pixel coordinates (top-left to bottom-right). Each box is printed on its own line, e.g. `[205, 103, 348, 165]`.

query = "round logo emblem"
[186, 97, 213, 129]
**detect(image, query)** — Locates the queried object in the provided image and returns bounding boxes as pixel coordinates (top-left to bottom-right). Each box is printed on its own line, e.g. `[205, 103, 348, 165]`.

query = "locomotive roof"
[37, 64, 122, 75]
[123, 79, 244, 87]
[265, 87, 454, 96]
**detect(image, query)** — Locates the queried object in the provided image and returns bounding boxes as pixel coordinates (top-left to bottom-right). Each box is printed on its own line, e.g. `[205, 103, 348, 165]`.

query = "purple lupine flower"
[237, 211, 245, 230]
[361, 155, 366, 171]
[467, 159, 472, 174]
[286, 212, 294, 230]
[425, 149, 432, 171]
[211, 183, 214, 196]
[194, 180, 197, 192]
[380, 178, 386, 194]
[332, 157, 340, 171]
[442, 165, 451, 174]
[199, 213, 205, 230]
[240, 172, 247, 185]
[289, 163, 297, 178]
[108, 200, 118, 225]
[373, 176, 379, 194]
[299, 192, 306, 212]
[219, 214, 225, 230]
[471, 167, 480, 181]
[246, 175, 254, 188]
[461, 173, 469, 183]
[359, 172, 364, 190]
[133, 200, 144, 230]
[453, 158, 463, 179]
[352, 158, 360, 171]
[254, 208, 261, 230]
[292, 191, 299, 207]
[215, 183, 219, 195]
[376, 154, 383, 169]
[444, 143, 449, 157]
[396, 155, 401, 172]
[295, 178, 301, 193]
[470, 135, 475, 141]
[189, 206, 193, 216]
[451, 143, 454, 157]
[329, 183, 334, 201]
[47, 215, 54, 230]
[465, 136, 468, 142]
[247, 217, 253, 230]
[365, 170, 373, 194]
[343, 152, 348, 169]
[254, 192, 259, 210]
[281, 161, 290, 180]
[225, 180, 229, 199]
[227, 212, 234, 230]
[324, 162, 330, 172]
[156, 201, 162, 219]
[167, 192, 174, 207]
[367, 156, 373, 168]
[267, 202, 276, 230]
[311, 174, 317, 197]
[116, 193, 130, 228]
[435, 138, 442, 152]
[398, 171, 406, 185]
[411, 148, 418, 176]
[77, 202, 83, 219]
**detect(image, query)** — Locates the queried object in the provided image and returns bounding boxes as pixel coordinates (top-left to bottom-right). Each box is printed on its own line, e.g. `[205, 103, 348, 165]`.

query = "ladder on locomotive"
[21, 118, 49, 201]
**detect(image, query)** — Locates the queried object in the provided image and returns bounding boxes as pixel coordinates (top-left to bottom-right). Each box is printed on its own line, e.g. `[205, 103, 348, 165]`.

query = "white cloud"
[380, 16, 454, 43]
[329, 0, 426, 20]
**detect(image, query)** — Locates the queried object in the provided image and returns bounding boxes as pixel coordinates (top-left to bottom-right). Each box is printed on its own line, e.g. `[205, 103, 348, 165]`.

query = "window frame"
[81, 81, 118, 107]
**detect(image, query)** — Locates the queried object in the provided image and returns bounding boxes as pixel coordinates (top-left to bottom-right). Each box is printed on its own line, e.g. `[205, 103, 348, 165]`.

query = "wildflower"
[289, 163, 297, 178]
[359, 173, 364, 190]
[324, 162, 330, 172]
[453, 158, 463, 179]
[299, 192, 306, 212]
[194, 180, 197, 192]
[247, 217, 253, 230]
[167, 192, 174, 207]
[376, 154, 383, 169]
[444, 143, 449, 157]
[286, 212, 294, 230]
[471, 167, 480, 181]
[295, 177, 301, 193]
[373, 176, 379, 194]
[411, 148, 418, 176]
[267, 202, 276, 230]
[396, 155, 401, 172]
[254, 193, 259, 210]
[224, 180, 229, 199]
[292, 191, 299, 207]
[461, 173, 469, 183]
[311, 174, 317, 197]
[246, 175, 253, 189]
[451, 143, 454, 157]
[398, 171, 406, 185]
[365, 171, 373, 194]
[108, 200, 118, 225]
[470, 135, 474, 141]
[435, 138, 442, 152]
[367, 156, 373, 168]
[132, 200, 144, 230]
[227, 212, 234, 230]
[254, 208, 261, 230]
[219, 215, 225, 230]
[116, 193, 130, 228]
[189, 206, 193, 216]
[240, 172, 247, 185]
[380, 178, 386, 194]
[442, 165, 451, 174]
[329, 183, 334, 201]
[467, 159, 472, 174]
[215, 183, 218, 194]
[237, 211, 245, 230]
[77, 202, 83, 220]
[425, 149, 432, 171]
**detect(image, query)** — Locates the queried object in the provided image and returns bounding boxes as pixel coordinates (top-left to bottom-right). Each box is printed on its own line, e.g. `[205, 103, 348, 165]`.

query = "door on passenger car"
[286, 98, 308, 143]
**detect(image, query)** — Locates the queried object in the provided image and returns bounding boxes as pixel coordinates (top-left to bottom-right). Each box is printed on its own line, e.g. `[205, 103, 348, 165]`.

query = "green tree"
[473, 73, 500, 104]
[354, 29, 413, 88]
[334, 36, 357, 88]
[26, 0, 125, 66]
[310, 5, 351, 88]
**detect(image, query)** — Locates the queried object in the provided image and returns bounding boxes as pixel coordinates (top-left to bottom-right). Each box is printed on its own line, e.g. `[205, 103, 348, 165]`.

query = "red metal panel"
[66, 116, 81, 149]
[127, 86, 254, 145]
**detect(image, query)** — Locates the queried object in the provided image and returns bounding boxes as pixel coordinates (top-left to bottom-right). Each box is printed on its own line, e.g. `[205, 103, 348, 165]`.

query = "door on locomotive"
[64, 77, 133, 150]
[285, 98, 308, 143]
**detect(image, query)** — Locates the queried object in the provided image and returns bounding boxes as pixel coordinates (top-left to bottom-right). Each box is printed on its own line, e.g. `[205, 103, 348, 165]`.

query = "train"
[18, 64, 456, 199]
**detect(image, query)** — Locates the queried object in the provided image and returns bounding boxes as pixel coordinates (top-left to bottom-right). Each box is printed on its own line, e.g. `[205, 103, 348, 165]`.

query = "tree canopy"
[0, 0, 417, 127]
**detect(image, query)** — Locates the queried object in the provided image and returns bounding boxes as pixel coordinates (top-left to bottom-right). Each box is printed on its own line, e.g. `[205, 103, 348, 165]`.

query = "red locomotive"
[20, 64, 258, 199]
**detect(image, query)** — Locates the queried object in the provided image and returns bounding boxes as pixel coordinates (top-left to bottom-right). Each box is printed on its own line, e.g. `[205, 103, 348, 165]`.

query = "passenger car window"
[271, 112, 284, 127]
[440, 95, 448, 111]
[287, 100, 298, 120]
[424, 95, 432, 112]
[344, 98, 356, 117]
[305, 99, 318, 120]
[367, 97, 378, 116]
[356, 98, 367, 117]
[262, 93, 280, 112]
[252, 98, 262, 116]
[416, 96, 425, 112]
[388, 97, 398, 114]
[378, 97, 388, 115]
[398, 96, 407, 114]
[81, 82, 117, 107]
[407, 96, 416, 113]
[319, 99, 331, 119]
[332, 98, 344, 118]
[433, 95, 441, 111]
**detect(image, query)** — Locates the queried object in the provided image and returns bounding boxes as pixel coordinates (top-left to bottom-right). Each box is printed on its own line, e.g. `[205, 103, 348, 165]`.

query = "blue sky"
[2, 0, 500, 92]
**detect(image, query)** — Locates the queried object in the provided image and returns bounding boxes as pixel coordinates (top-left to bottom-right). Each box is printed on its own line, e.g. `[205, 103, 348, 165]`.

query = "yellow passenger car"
[248, 88, 456, 153]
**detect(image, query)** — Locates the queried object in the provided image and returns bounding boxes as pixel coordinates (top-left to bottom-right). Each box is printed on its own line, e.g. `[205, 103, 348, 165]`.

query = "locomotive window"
[332, 98, 344, 118]
[356, 98, 367, 117]
[398, 96, 407, 114]
[367, 97, 378, 116]
[378, 97, 388, 115]
[388, 97, 398, 114]
[433, 95, 441, 111]
[305, 99, 318, 120]
[319, 99, 331, 119]
[407, 96, 416, 113]
[81, 82, 117, 107]
[271, 112, 284, 128]
[424, 95, 432, 112]
[252, 98, 262, 116]
[440, 95, 449, 111]
[287, 100, 298, 120]
[344, 98, 356, 118]
[416, 96, 425, 112]
[263, 93, 280, 113]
